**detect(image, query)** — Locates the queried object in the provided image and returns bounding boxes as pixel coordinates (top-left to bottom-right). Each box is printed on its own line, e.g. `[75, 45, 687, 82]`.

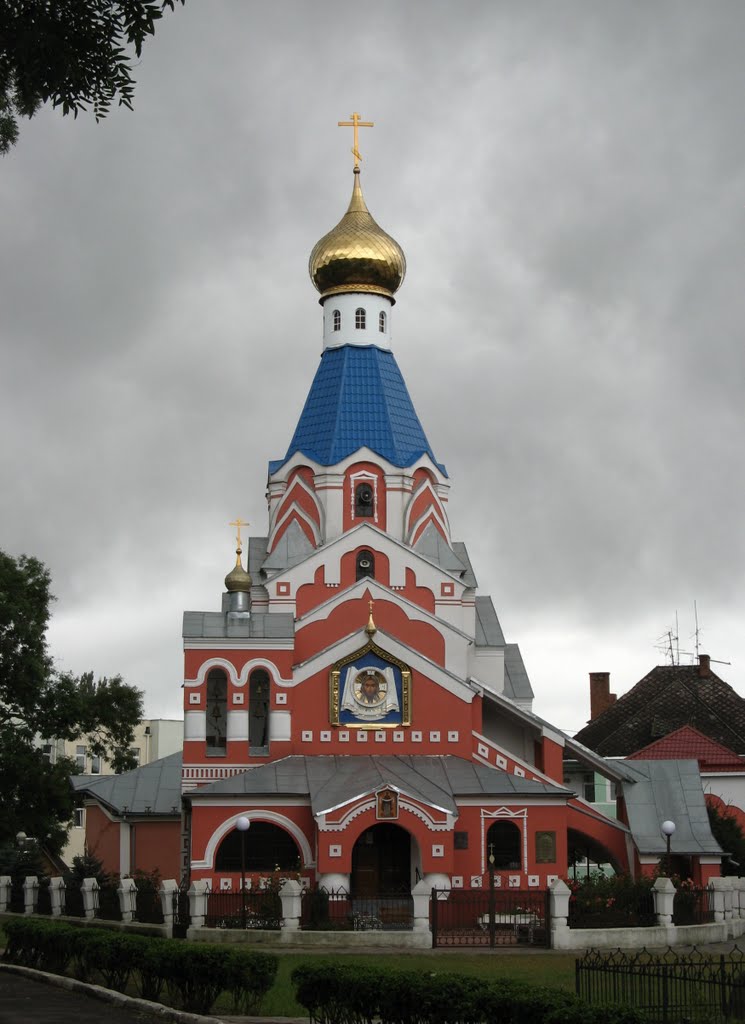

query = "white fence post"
[117, 877, 137, 922]
[0, 876, 10, 913]
[710, 877, 728, 923]
[23, 876, 38, 915]
[160, 879, 178, 933]
[411, 879, 432, 933]
[188, 880, 209, 928]
[48, 877, 65, 917]
[279, 879, 303, 931]
[653, 876, 676, 925]
[81, 877, 99, 919]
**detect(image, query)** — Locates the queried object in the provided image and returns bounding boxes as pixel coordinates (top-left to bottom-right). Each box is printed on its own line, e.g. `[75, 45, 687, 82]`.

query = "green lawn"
[215, 950, 577, 1018]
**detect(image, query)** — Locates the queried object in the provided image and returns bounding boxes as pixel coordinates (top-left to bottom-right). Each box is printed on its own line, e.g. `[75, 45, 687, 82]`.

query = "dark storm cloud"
[1, 0, 742, 730]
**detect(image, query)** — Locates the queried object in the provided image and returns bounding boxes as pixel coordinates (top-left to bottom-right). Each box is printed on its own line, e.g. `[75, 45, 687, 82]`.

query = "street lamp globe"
[236, 816, 250, 832]
[661, 820, 676, 838]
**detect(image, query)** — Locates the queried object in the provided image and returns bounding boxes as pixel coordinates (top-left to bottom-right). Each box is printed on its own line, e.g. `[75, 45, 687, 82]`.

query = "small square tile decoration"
[429, 731, 441, 742]
[301, 730, 313, 742]
[189, 693, 200, 705]
[375, 731, 386, 742]
[470, 875, 482, 888]
[514, 766, 525, 777]
[220, 878, 232, 891]
[447, 731, 458, 742]
[412, 731, 422, 742]
[275, 693, 287, 705]
[508, 875, 521, 888]
[393, 731, 404, 742]
[233, 693, 244, 705]
[451, 876, 463, 888]
[547, 874, 558, 886]
[477, 743, 489, 758]
[432, 844, 444, 857]
[528, 875, 539, 887]
[496, 755, 507, 769]
[329, 844, 342, 858]
[357, 731, 368, 742]
[339, 731, 350, 742]
[320, 731, 331, 742]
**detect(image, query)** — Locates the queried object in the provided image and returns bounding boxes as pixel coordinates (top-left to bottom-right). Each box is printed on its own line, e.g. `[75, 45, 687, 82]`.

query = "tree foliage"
[0, 550, 144, 853]
[707, 799, 745, 876]
[0, 0, 184, 154]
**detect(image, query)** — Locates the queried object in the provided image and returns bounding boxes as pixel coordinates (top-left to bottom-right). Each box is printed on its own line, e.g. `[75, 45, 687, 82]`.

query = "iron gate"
[171, 885, 191, 939]
[431, 886, 550, 948]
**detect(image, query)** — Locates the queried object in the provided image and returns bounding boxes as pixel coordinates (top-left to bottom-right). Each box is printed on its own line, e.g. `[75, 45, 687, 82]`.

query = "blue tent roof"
[269, 345, 447, 476]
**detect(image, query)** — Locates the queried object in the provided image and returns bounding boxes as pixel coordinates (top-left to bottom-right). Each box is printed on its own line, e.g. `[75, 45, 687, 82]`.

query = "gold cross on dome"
[338, 111, 374, 169]
[229, 517, 250, 552]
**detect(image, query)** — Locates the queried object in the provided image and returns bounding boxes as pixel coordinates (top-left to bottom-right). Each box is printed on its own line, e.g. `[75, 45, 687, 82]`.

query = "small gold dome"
[309, 169, 406, 302]
[225, 550, 252, 593]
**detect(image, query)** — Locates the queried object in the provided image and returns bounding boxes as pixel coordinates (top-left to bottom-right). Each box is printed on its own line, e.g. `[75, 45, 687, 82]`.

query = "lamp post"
[661, 820, 676, 876]
[236, 816, 250, 929]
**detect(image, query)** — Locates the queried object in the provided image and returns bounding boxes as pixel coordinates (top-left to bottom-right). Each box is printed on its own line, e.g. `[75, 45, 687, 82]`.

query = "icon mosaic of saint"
[340, 665, 400, 722]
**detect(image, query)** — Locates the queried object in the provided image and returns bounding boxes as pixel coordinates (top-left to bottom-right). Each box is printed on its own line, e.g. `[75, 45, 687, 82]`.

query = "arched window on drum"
[206, 668, 228, 756]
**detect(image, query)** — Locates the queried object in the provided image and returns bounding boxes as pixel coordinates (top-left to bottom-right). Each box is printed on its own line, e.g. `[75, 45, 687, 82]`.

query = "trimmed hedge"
[2, 917, 277, 1015]
[291, 963, 647, 1024]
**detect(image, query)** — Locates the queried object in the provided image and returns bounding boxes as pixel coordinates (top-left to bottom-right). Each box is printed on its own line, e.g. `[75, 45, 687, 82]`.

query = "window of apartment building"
[583, 773, 596, 802]
[75, 745, 86, 771]
[129, 747, 141, 766]
[73, 808, 85, 829]
[41, 743, 54, 764]
[90, 754, 101, 774]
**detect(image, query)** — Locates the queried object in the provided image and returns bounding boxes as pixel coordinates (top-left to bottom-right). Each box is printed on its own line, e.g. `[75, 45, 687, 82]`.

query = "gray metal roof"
[614, 759, 723, 856]
[191, 755, 571, 816]
[182, 610, 295, 640]
[413, 523, 469, 575]
[262, 520, 315, 573]
[474, 596, 506, 647]
[451, 542, 477, 588]
[503, 644, 534, 702]
[248, 536, 269, 578]
[73, 752, 183, 817]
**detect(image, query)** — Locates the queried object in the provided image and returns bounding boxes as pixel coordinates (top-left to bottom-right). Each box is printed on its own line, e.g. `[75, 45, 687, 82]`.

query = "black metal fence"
[36, 879, 52, 915]
[569, 887, 656, 929]
[205, 888, 281, 929]
[300, 887, 414, 931]
[673, 886, 715, 926]
[9, 882, 25, 913]
[135, 885, 165, 924]
[431, 887, 550, 948]
[172, 885, 191, 938]
[577, 946, 745, 1024]
[95, 883, 122, 921]
[62, 882, 85, 917]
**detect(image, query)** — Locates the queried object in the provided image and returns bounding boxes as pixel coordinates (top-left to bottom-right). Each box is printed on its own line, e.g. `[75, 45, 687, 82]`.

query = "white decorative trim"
[496, 755, 507, 769]
[393, 731, 404, 743]
[339, 731, 350, 742]
[357, 731, 368, 742]
[220, 878, 232, 891]
[547, 874, 559, 886]
[528, 875, 539, 887]
[375, 731, 386, 743]
[429, 731, 441, 743]
[269, 472, 324, 544]
[514, 766, 525, 777]
[192, 810, 314, 870]
[268, 497, 321, 550]
[275, 693, 287, 705]
[412, 731, 422, 743]
[329, 844, 342, 858]
[232, 693, 244, 705]
[432, 844, 444, 858]
[480, 807, 529, 875]
[302, 730, 313, 742]
[509, 875, 521, 888]
[447, 731, 458, 742]
[451, 876, 463, 888]
[320, 731, 331, 742]
[189, 693, 201, 705]
[184, 658, 292, 689]
[470, 875, 482, 888]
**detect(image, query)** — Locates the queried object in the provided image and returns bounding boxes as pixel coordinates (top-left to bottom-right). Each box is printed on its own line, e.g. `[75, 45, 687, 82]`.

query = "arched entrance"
[351, 823, 416, 895]
[215, 821, 301, 871]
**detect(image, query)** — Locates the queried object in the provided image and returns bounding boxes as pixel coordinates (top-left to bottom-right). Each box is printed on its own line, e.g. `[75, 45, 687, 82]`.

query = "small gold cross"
[338, 111, 374, 169]
[229, 518, 250, 552]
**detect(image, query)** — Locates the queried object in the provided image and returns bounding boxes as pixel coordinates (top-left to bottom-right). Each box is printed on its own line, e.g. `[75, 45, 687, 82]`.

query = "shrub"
[291, 963, 647, 1024]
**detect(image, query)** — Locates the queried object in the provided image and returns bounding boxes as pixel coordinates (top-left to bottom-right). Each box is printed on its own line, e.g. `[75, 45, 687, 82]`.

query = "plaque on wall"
[329, 640, 411, 729]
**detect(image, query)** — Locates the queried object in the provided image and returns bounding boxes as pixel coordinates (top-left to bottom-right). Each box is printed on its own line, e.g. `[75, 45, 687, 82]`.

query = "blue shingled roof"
[269, 345, 447, 476]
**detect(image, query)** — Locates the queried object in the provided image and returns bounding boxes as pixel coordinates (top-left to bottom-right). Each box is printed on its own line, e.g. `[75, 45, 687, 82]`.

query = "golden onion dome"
[224, 549, 252, 593]
[309, 168, 406, 302]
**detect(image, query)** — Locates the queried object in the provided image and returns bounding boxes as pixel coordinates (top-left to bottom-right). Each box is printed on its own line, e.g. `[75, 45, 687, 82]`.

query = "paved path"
[0, 971, 166, 1024]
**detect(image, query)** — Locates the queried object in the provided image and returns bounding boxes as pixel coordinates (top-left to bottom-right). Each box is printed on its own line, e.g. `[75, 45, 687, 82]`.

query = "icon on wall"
[329, 640, 411, 728]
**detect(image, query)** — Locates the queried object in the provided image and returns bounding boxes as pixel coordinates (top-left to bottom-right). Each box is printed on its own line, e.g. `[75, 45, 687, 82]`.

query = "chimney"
[589, 671, 617, 721]
[698, 654, 712, 677]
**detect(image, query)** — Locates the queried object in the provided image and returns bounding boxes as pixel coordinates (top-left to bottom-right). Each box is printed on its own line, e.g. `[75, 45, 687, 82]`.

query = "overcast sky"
[2, 1, 743, 734]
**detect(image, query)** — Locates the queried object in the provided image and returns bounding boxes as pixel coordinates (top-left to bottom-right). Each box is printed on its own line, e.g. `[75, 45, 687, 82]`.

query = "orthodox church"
[76, 118, 722, 893]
